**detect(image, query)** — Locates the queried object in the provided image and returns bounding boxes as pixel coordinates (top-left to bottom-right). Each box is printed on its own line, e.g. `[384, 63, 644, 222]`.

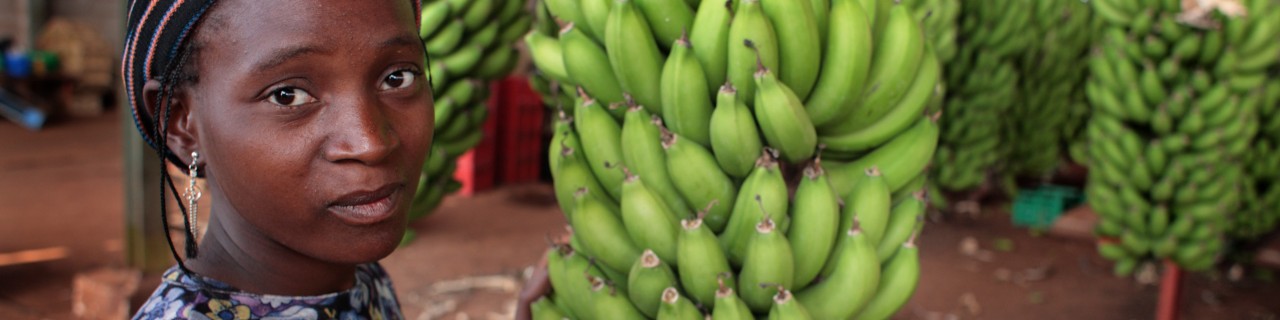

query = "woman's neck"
[186, 205, 358, 296]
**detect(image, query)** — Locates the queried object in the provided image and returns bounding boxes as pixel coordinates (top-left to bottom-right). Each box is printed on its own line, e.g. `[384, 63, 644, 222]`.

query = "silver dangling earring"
[185, 151, 203, 240]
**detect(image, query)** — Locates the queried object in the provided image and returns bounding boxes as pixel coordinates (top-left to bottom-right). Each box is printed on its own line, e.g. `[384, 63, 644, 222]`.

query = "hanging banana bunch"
[1233, 77, 1280, 240]
[1008, 0, 1095, 180]
[928, 0, 1034, 210]
[405, 0, 533, 241]
[1087, 0, 1277, 275]
[527, 0, 943, 317]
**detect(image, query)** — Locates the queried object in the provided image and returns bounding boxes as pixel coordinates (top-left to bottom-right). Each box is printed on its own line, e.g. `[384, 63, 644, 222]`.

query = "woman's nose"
[322, 96, 400, 165]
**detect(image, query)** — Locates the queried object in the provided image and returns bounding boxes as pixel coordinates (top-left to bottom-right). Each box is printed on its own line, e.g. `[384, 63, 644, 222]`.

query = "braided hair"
[122, 0, 425, 274]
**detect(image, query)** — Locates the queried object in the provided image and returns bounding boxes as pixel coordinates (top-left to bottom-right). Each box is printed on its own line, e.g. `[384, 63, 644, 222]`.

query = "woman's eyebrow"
[379, 34, 421, 50]
[251, 44, 330, 74]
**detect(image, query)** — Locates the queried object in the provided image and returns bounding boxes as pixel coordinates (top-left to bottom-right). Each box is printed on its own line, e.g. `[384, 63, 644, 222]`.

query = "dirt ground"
[3, 111, 1280, 320]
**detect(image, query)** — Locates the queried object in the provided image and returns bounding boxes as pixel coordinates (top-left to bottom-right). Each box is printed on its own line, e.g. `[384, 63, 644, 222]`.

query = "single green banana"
[853, 234, 921, 320]
[805, 0, 873, 127]
[574, 97, 627, 201]
[677, 212, 737, 308]
[738, 214, 796, 313]
[620, 169, 682, 265]
[727, 0, 780, 103]
[712, 277, 754, 320]
[426, 19, 466, 56]
[761, 0, 822, 98]
[545, 0, 588, 33]
[418, 2, 453, 39]
[530, 296, 566, 320]
[579, 0, 613, 43]
[525, 32, 572, 84]
[634, 0, 696, 51]
[664, 131, 739, 232]
[587, 276, 648, 319]
[657, 287, 704, 320]
[767, 288, 814, 320]
[606, 0, 668, 114]
[661, 35, 715, 147]
[561, 24, 626, 105]
[788, 161, 841, 289]
[622, 104, 692, 215]
[571, 188, 640, 274]
[710, 84, 765, 179]
[828, 116, 939, 197]
[754, 61, 819, 162]
[796, 224, 881, 319]
[878, 191, 925, 262]
[721, 152, 790, 266]
[689, 0, 733, 91]
[628, 250, 679, 318]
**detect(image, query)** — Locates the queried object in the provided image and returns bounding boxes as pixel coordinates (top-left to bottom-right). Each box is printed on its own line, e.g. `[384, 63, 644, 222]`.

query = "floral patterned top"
[131, 263, 404, 320]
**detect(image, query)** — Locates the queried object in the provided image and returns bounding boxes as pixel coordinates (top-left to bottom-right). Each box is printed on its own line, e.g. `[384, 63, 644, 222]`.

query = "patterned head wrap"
[121, 0, 424, 159]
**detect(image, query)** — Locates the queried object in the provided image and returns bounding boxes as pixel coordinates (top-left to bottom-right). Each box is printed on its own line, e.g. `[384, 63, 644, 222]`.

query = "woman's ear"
[142, 79, 200, 165]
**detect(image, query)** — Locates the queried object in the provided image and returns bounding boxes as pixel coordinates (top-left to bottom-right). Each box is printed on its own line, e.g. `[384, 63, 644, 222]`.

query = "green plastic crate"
[1012, 185, 1083, 229]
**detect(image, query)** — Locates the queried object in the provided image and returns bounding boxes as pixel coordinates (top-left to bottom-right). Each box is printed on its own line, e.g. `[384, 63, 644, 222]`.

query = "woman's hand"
[513, 253, 551, 320]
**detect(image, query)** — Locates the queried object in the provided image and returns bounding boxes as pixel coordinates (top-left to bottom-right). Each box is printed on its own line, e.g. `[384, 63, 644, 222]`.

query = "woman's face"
[183, 0, 433, 264]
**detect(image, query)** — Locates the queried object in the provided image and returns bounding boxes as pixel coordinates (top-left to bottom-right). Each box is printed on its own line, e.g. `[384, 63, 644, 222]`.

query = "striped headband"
[121, 0, 424, 158]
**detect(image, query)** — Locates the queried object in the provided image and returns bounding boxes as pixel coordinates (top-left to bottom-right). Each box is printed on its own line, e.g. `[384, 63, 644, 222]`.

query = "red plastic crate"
[493, 77, 546, 185]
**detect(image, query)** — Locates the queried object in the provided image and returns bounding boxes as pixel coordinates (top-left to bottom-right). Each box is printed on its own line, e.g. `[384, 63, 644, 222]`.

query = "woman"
[126, 0, 434, 318]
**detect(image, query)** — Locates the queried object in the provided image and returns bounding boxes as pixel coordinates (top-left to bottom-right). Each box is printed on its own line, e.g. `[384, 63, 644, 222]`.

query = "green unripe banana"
[722, 152, 790, 266]
[727, 0, 780, 103]
[664, 132, 739, 232]
[878, 191, 926, 262]
[588, 276, 648, 319]
[738, 213, 796, 313]
[710, 84, 765, 179]
[828, 117, 939, 197]
[677, 213, 737, 308]
[622, 104, 692, 214]
[634, 0, 696, 51]
[561, 24, 627, 105]
[831, 2, 926, 134]
[754, 61, 819, 162]
[530, 296, 566, 320]
[571, 188, 641, 274]
[661, 35, 715, 147]
[628, 250, 679, 318]
[854, 236, 921, 320]
[767, 288, 813, 320]
[843, 167, 893, 247]
[761, 0, 822, 98]
[806, 0, 874, 128]
[657, 287, 703, 320]
[712, 277, 753, 320]
[606, 0, 668, 114]
[620, 169, 682, 265]
[689, 0, 733, 91]
[574, 97, 627, 201]
[788, 162, 841, 289]
[796, 224, 881, 319]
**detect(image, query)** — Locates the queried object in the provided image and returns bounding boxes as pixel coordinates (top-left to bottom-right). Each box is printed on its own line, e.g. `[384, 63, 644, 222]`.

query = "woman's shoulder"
[131, 263, 405, 320]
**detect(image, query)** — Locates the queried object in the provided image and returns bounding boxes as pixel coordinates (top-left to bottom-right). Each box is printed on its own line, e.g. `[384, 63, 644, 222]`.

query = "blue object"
[1012, 185, 1083, 229]
[4, 52, 32, 78]
[0, 88, 46, 130]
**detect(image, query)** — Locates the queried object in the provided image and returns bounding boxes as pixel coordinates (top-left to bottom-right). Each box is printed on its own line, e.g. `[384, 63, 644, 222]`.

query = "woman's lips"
[328, 184, 401, 225]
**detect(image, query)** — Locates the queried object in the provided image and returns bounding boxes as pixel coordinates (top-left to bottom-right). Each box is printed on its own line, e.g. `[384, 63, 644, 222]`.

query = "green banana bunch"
[928, 0, 1033, 210]
[1087, 0, 1276, 275]
[406, 0, 531, 227]
[530, 0, 935, 316]
[1008, 0, 1094, 180]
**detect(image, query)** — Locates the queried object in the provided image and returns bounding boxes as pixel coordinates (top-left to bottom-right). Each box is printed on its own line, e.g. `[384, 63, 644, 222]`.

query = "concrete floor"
[2, 110, 1279, 320]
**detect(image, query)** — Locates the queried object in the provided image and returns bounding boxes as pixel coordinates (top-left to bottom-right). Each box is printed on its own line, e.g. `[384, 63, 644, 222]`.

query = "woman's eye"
[380, 70, 417, 90]
[267, 87, 316, 107]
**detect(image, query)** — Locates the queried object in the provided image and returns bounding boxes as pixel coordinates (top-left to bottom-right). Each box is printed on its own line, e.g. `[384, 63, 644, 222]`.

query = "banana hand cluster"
[1087, 0, 1278, 275]
[1233, 78, 1280, 239]
[929, 0, 1033, 208]
[529, 0, 942, 317]
[405, 0, 532, 234]
[1008, 0, 1094, 180]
